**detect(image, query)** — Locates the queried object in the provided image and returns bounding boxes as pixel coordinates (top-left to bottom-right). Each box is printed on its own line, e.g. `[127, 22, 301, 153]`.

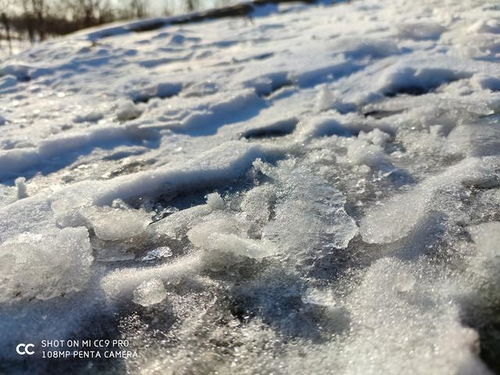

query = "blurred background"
[0, 0, 243, 56]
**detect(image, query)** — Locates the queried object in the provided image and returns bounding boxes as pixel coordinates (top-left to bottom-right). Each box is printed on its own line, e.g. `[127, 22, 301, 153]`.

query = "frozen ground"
[0, 0, 500, 374]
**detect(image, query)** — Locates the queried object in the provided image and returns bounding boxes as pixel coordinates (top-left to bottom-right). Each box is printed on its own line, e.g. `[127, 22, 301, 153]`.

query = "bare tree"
[64, 0, 113, 28]
[78, 0, 98, 27]
[129, 0, 146, 18]
[186, 0, 200, 12]
[31, 0, 47, 40]
[0, 0, 14, 54]
[1, 0, 231, 49]
[19, 0, 36, 42]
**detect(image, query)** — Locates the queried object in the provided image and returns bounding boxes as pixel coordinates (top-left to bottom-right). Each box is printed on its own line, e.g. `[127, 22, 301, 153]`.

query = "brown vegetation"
[0, 0, 150, 52]
[0, 0, 321, 55]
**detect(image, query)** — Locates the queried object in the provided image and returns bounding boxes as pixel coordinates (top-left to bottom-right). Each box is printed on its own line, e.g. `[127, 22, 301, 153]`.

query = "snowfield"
[1, 0, 500, 373]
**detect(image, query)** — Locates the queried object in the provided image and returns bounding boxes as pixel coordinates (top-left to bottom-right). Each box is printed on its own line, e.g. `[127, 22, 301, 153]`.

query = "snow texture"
[0, 0, 500, 374]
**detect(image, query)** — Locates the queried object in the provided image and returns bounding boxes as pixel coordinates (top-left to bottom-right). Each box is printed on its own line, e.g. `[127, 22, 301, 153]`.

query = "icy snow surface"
[1, 0, 500, 373]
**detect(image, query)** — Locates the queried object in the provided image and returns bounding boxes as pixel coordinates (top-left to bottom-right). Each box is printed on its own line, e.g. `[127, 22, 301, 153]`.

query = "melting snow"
[0, 0, 499, 373]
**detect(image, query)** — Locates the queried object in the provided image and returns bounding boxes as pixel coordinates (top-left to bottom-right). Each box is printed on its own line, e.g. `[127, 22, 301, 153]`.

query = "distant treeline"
[0, 0, 231, 53]
[0, 0, 155, 46]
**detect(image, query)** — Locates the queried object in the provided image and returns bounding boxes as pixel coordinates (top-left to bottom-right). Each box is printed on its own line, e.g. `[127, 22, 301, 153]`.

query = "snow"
[396, 22, 446, 41]
[14, 177, 27, 200]
[0, 227, 92, 303]
[0, 0, 500, 373]
[132, 278, 167, 307]
[141, 246, 173, 261]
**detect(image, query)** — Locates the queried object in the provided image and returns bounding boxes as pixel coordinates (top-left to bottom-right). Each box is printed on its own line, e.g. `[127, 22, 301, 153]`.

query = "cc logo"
[16, 343, 35, 355]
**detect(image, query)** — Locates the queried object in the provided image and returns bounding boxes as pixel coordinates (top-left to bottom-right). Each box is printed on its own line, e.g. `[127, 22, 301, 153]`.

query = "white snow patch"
[133, 278, 167, 307]
[0, 227, 92, 303]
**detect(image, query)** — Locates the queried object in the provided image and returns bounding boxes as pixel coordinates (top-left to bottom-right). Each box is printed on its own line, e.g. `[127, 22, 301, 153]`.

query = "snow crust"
[0, 0, 500, 373]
